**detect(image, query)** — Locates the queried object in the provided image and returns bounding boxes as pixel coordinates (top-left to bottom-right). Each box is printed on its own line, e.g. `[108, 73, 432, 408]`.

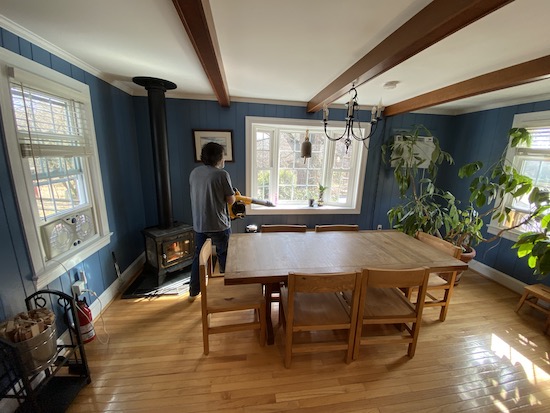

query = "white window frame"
[245, 116, 368, 215]
[487, 110, 550, 242]
[0, 48, 111, 289]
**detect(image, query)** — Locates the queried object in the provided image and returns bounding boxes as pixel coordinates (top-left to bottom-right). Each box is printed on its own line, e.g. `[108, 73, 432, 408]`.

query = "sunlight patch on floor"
[491, 332, 550, 384]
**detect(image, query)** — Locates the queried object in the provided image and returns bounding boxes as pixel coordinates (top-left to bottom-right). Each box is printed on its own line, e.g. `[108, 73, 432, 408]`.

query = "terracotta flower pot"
[455, 247, 476, 285]
[459, 247, 476, 264]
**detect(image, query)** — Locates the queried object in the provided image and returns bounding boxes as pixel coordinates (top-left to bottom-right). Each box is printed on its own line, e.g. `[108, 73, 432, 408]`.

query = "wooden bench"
[515, 284, 550, 335]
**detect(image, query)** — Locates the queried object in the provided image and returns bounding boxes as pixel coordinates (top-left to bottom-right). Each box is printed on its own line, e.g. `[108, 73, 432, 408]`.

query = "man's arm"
[226, 194, 236, 205]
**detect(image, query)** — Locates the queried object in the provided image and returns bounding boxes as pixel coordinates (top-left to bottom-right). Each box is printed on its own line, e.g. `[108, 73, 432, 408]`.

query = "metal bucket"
[15, 324, 58, 375]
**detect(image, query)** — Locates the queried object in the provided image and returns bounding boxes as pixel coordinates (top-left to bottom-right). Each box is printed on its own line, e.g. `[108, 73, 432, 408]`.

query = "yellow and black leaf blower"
[228, 188, 275, 220]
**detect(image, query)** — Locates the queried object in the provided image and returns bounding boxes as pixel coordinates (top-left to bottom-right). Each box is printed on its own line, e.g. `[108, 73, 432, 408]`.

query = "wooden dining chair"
[314, 224, 359, 232]
[199, 239, 266, 355]
[352, 267, 430, 359]
[260, 224, 308, 316]
[410, 231, 462, 322]
[280, 271, 364, 368]
[260, 224, 308, 233]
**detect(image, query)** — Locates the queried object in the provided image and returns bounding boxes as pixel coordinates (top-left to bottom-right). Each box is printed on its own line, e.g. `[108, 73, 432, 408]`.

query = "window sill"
[247, 205, 360, 215]
[34, 233, 112, 290]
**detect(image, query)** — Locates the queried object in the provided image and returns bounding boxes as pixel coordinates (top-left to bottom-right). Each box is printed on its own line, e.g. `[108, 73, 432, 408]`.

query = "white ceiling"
[1, 0, 549, 115]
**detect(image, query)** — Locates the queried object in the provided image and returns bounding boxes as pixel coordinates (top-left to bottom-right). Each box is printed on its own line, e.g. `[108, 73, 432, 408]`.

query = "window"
[488, 111, 550, 241]
[0, 49, 111, 288]
[245, 117, 368, 215]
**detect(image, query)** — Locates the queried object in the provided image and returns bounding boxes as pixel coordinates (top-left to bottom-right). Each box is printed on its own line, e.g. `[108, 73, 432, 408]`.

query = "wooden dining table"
[224, 230, 469, 344]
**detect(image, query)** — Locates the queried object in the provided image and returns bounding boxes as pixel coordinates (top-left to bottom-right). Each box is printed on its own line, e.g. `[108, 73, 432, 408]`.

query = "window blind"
[9, 80, 93, 158]
[516, 127, 550, 156]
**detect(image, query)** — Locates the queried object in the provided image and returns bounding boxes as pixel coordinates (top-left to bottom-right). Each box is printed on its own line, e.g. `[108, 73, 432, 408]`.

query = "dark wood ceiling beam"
[384, 55, 550, 116]
[172, 0, 230, 106]
[306, 0, 514, 113]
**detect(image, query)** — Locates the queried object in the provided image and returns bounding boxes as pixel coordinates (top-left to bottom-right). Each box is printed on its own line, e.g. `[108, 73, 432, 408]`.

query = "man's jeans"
[189, 229, 231, 296]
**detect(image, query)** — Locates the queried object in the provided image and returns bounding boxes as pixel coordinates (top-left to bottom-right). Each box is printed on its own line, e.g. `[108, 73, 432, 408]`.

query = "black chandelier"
[322, 84, 383, 152]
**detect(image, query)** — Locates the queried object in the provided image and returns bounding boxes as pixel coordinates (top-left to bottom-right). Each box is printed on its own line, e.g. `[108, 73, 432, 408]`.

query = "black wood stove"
[134, 76, 194, 284]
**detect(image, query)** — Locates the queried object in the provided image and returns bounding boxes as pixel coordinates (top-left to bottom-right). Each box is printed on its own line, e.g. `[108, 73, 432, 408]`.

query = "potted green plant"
[455, 128, 535, 243]
[442, 205, 482, 259]
[318, 184, 327, 207]
[384, 125, 477, 280]
[453, 127, 550, 280]
[385, 125, 546, 280]
[384, 124, 455, 238]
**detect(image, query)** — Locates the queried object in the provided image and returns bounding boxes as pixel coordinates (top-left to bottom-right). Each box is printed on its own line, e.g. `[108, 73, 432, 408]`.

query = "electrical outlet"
[72, 280, 86, 296]
[377, 224, 383, 230]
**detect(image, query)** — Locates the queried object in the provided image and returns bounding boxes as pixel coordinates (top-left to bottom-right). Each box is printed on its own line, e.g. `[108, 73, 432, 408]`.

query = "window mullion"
[272, 127, 280, 203]
[245, 116, 366, 214]
[324, 139, 336, 204]
[489, 114, 550, 239]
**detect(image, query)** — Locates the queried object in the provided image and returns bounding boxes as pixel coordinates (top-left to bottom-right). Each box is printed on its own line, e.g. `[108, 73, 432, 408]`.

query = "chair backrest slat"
[355, 266, 430, 358]
[289, 272, 358, 293]
[315, 224, 359, 232]
[416, 232, 461, 258]
[284, 270, 364, 367]
[198, 238, 213, 304]
[261, 224, 307, 233]
[365, 267, 429, 289]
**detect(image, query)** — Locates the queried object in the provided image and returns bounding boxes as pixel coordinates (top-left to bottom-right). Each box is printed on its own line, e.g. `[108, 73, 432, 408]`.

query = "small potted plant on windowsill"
[318, 184, 327, 207]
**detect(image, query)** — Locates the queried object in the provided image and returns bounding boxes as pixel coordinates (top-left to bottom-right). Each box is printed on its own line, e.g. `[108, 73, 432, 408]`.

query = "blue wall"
[445, 101, 550, 286]
[0, 28, 147, 319]
[133, 97, 391, 233]
[2, 27, 550, 320]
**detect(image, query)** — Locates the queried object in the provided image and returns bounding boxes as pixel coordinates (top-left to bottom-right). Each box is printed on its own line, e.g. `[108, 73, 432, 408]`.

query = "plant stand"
[0, 290, 91, 412]
[516, 284, 550, 335]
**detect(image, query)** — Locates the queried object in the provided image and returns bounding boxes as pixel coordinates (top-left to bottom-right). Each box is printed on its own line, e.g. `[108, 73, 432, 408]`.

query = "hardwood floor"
[67, 270, 550, 412]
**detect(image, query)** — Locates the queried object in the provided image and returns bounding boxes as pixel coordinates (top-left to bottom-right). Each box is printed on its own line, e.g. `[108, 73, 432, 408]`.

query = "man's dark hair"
[201, 142, 225, 166]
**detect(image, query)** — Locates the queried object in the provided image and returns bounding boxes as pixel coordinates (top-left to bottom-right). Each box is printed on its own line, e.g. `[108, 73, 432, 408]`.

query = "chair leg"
[345, 329, 354, 364]
[439, 288, 451, 321]
[408, 322, 421, 358]
[284, 325, 293, 368]
[259, 304, 267, 346]
[264, 283, 276, 345]
[439, 272, 457, 322]
[352, 322, 363, 360]
[202, 318, 209, 355]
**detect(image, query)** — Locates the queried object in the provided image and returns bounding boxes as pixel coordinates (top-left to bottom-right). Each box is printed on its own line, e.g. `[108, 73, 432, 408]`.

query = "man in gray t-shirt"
[188, 142, 235, 301]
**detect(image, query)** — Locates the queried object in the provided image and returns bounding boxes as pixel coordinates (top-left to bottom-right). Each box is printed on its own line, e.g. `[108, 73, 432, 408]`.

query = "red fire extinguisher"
[76, 299, 96, 343]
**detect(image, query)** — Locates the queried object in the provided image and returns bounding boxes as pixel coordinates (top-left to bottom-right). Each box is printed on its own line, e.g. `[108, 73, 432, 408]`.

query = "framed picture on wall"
[193, 130, 234, 162]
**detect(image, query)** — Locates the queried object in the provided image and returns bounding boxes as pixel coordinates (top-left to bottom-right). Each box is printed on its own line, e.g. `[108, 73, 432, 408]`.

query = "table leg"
[264, 283, 275, 345]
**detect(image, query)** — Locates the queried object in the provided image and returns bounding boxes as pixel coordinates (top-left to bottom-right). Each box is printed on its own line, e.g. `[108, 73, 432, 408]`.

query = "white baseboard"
[59, 252, 145, 340]
[469, 259, 526, 295]
[88, 252, 145, 319]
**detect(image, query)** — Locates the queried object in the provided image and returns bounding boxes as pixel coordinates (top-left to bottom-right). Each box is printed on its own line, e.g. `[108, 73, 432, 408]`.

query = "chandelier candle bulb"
[347, 98, 355, 118]
[321, 85, 382, 152]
